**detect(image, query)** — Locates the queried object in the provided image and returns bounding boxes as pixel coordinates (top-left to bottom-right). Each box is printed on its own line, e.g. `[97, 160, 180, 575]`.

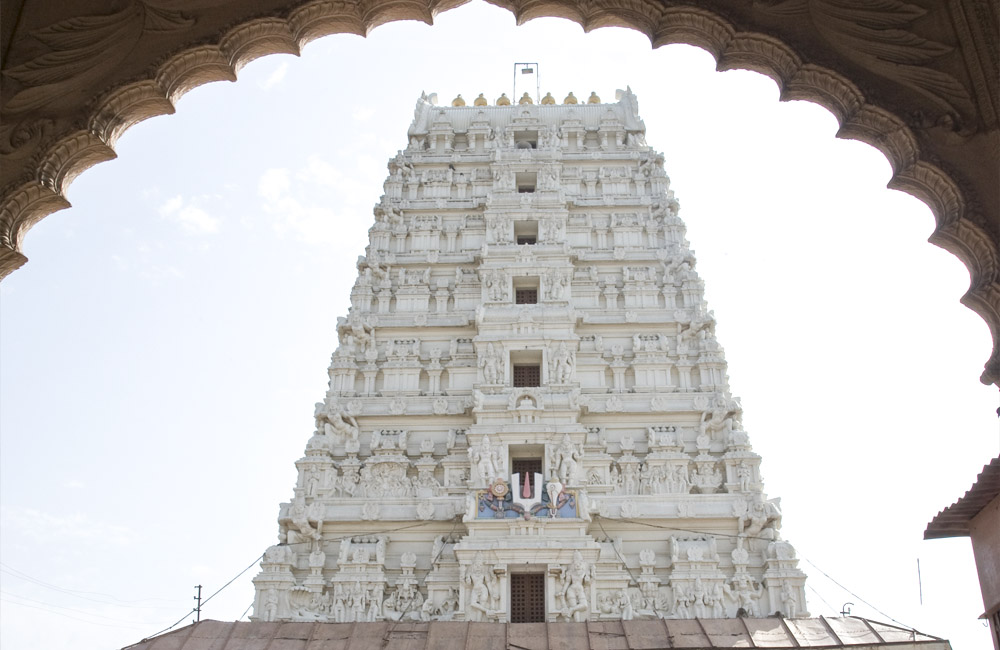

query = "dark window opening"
[515, 172, 536, 193]
[516, 236, 537, 245]
[510, 573, 545, 623]
[512, 365, 540, 387]
[512, 458, 543, 499]
[515, 288, 538, 304]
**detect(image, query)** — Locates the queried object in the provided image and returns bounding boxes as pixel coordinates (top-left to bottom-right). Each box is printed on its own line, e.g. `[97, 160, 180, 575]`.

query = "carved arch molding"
[1, 0, 998, 384]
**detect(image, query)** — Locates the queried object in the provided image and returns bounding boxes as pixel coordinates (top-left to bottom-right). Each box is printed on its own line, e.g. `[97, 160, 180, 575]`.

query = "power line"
[805, 583, 836, 614]
[0, 563, 183, 609]
[133, 519, 446, 644]
[1, 596, 149, 630]
[802, 557, 922, 633]
[596, 515, 670, 619]
[381, 515, 463, 648]
[0, 590, 154, 627]
[610, 516, 919, 631]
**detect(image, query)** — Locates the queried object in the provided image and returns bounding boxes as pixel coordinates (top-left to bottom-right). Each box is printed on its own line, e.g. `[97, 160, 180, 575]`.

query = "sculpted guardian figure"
[463, 552, 499, 621]
[480, 343, 501, 384]
[558, 551, 593, 621]
[468, 434, 503, 484]
[552, 434, 581, 484]
[551, 341, 574, 383]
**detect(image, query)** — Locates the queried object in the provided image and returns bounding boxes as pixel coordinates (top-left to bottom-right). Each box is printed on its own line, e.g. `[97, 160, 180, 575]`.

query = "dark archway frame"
[1, 0, 997, 385]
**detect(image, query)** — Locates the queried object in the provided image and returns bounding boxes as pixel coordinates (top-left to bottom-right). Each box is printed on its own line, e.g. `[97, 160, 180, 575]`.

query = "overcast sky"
[1, 3, 997, 649]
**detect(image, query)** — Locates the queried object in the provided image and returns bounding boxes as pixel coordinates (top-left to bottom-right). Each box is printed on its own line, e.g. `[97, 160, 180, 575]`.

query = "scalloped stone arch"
[1, 0, 997, 386]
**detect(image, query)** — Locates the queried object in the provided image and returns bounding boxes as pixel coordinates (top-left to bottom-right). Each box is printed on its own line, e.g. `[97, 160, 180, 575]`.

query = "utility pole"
[193, 584, 202, 622]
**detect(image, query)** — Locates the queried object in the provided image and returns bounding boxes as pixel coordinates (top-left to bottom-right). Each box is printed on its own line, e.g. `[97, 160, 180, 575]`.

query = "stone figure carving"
[289, 497, 322, 544]
[551, 433, 581, 484]
[323, 410, 360, 443]
[348, 314, 377, 358]
[390, 152, 415, 181]
[468, 434, 503, 484]
[340, 464, 360, 497]
[699, 398, 737, 440]
[416, 500, 435, 520]
[546, 270, 568, 300]
[463, 552, 499, 621]
[361, 501, 380, 521]
[725, 573, 763, 617]
[781, 583, 797, 618]
[263, 543, 295, 569]
[737, 461, 752, 491]
[358, 459, 411, 498]
[731, 536, 749, 566]
[556, 551, 593, 621]
[482, 269, 509, 301]
[383, 582, 423, 621]
[480, 343, 501, 383]
[493, 168, 515, 191]
[540, 217, 561, 242]
[331, 584, 347, 622]
[262, 588, 280, 621]
[735, 494, 782, 540]
[304, 465, 323, 497]
[620, 500, 640, 518]
[551, 341, 574, 383]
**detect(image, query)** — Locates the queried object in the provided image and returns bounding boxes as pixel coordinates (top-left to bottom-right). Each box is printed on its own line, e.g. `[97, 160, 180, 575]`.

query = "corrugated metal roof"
[122, 618, 949, 650]
[924, 456, 1000, 539]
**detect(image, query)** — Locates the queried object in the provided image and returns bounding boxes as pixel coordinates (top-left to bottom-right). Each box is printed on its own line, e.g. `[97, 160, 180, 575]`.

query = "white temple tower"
[251, 88, 808, 624]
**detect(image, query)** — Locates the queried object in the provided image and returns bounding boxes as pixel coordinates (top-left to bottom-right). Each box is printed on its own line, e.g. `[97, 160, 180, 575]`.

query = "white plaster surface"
[251, 90, 808, 623]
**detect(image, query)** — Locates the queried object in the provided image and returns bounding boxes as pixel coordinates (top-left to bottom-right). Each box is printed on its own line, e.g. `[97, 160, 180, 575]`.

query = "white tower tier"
[251, 88, 808, 624]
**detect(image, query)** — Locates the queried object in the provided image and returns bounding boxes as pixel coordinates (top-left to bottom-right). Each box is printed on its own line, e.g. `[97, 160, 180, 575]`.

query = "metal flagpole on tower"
[513, 63, 540, 103]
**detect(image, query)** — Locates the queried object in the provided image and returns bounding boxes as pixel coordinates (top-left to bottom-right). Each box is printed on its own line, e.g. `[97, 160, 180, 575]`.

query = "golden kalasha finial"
[474, 93, 488, 106]
[452, 94, 466, 107]
[518, 92, 534, 105]
[587, 91, 601, 104]
[540, 92, 556, 105]
[563, 92, 578, 104]
[496, 93, 511, 106]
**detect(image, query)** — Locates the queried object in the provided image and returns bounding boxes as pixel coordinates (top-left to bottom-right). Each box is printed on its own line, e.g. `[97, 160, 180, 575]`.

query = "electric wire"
[380, 515, 463, 649]
[0, 597, 149, 629]
[802, 557, 923, 633]
[239, 600, 254, 621]
[804, 583, 836, 614]
[133, 519, 445, 644]
[610, 516, 919, 631]
[112, 501, 914, 641]
[595, 515, 671, 619]
[0, 562, 182, 608]
[0, 590, 157, 625]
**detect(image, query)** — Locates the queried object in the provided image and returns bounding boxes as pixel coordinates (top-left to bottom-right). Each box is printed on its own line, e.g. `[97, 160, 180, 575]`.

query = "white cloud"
[257, 168, 290, 202]
[296, 156, 342, 188]
[352, 106, 375, 122]
[157, 195, 220, 234]
[174, 205, 219, 234]
[259, 62, 288, 90]
[158, 195, 183, 216]
[1, 507, 137, 546]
